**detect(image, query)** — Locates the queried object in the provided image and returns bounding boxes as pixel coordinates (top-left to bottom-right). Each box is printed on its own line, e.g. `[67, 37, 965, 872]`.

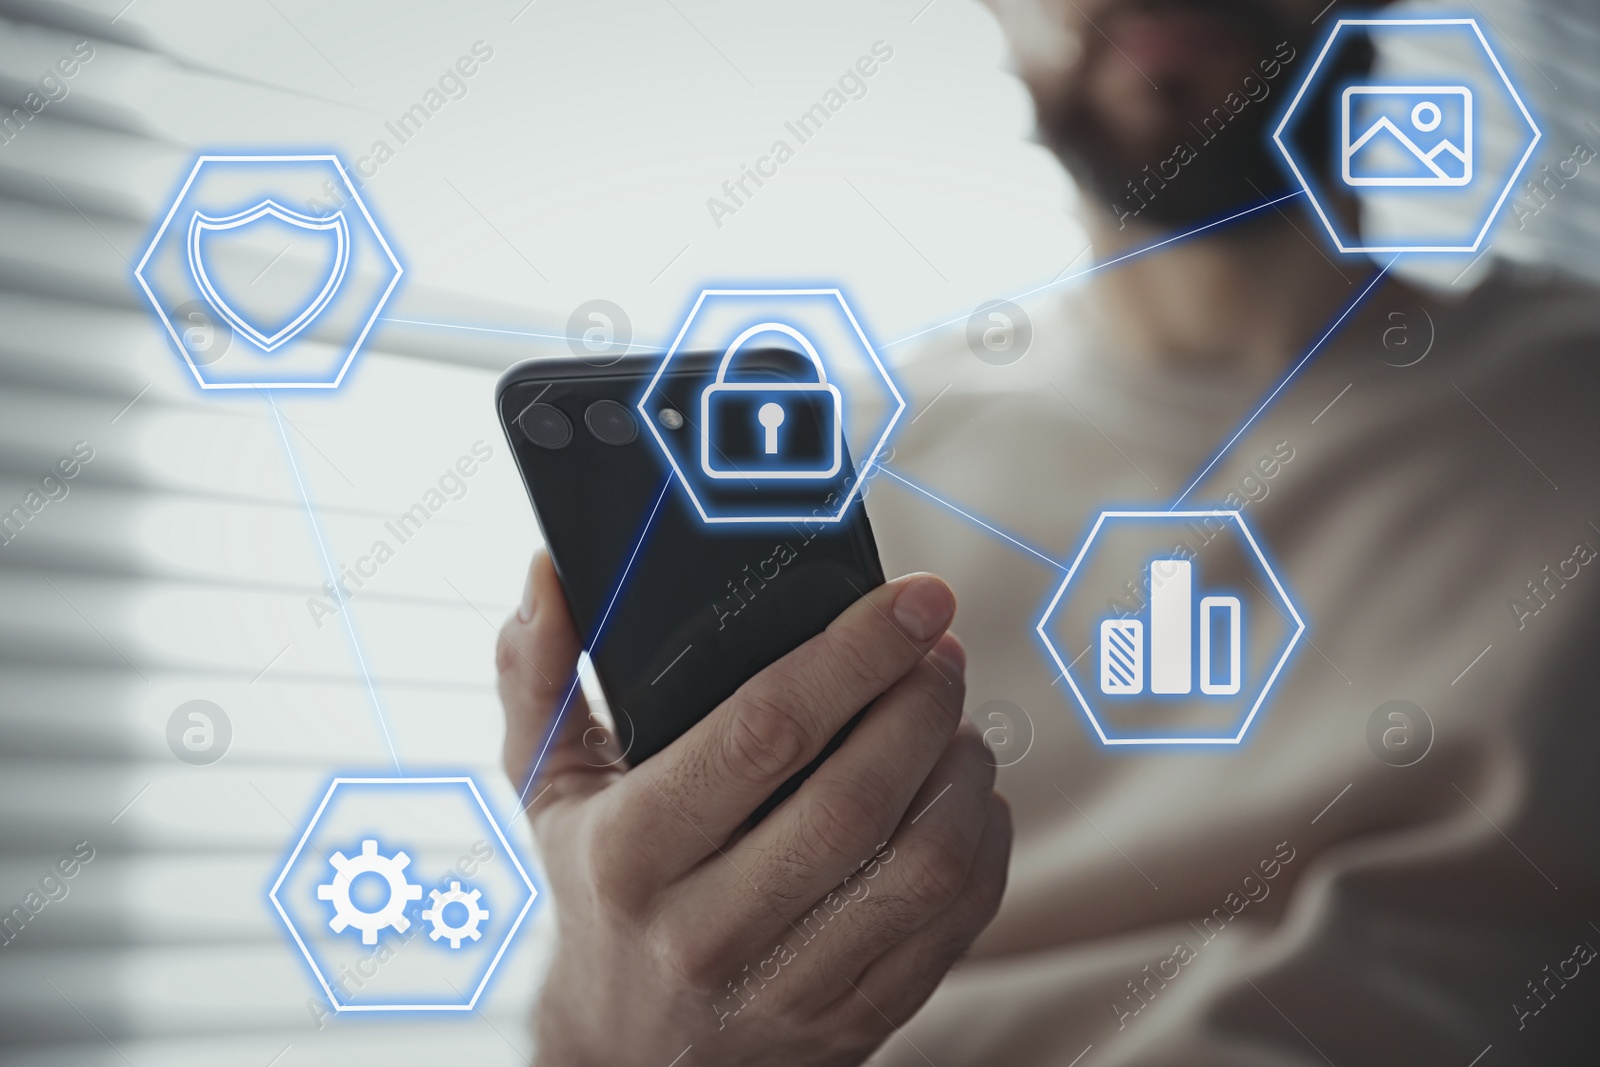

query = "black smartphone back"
[496, 352, 885, 769]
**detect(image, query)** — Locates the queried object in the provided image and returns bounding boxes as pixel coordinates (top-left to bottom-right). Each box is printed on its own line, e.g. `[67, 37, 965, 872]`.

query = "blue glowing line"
[373, 194, 1304, 359]
[377, 316, 661, 352]
[1169, 253, 1399, 508]
[881, 191, 1305, 350]
[265, 393, 402, 772]
[511, 473, 675, 819]
[877, 466, 1065, 571]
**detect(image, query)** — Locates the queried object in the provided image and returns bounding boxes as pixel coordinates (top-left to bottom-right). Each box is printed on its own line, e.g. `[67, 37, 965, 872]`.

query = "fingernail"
[518, 566, 535, 623]
[893, 576, 955, 642]
[929, 633, 966, 674]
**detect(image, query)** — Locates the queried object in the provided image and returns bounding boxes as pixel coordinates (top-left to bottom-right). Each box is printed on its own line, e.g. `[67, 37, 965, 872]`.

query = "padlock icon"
[700, 322, 843, 480]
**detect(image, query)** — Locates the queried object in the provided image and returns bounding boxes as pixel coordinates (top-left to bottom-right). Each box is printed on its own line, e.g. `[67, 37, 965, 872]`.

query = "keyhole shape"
[758, 402, 786, 454]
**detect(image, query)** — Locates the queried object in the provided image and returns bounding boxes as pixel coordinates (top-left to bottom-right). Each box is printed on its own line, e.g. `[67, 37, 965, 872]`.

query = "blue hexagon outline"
[1271, 18, 1541, 254]
[133, 153, 403, 390]
[637, 288, 906, 524]
[1035, 510, 1305, 746]
[267, 775, 537, 1012]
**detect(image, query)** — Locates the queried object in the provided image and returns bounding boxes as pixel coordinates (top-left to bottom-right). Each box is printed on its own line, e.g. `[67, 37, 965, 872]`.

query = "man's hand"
[498, 551, 1011, 1067]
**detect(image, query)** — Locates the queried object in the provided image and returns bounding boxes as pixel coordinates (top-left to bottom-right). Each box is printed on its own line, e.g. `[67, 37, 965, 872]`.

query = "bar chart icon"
[1039, 509, 1303, 745]
[1099, 558, 1242, 697]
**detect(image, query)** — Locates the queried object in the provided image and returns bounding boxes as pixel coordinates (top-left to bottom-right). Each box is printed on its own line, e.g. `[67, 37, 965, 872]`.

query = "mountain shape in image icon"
[1347, 117, 1468, 182]
[1340, 85, 1473, 188]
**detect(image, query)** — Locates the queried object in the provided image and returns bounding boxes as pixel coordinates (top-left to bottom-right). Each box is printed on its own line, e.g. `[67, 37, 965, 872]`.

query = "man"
[498, 0, 1600, 1062]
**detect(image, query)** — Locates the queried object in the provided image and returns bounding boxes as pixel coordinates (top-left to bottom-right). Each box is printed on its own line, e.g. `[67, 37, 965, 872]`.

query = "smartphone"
[495, 350, 885, 792]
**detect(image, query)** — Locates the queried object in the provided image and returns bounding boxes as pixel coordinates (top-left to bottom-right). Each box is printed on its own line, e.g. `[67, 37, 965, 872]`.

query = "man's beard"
[1037, 0, 1308, 230]
[1046, 92, 1294, 230]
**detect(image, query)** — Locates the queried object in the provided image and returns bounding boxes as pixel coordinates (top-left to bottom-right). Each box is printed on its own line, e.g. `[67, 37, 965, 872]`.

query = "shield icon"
[186, 200, 351, 353]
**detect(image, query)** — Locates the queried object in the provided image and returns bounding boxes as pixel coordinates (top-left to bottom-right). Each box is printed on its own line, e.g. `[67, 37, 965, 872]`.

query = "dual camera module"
[519, 399, 640, 450]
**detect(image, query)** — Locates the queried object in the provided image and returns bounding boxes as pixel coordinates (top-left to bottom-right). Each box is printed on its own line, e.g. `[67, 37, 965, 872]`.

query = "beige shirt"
[863, 267, 1600, 1065]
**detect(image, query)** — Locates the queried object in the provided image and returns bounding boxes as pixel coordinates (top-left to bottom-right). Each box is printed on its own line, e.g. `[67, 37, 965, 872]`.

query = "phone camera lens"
[519, 403, 572, 449]
[584, 400, 638, 446]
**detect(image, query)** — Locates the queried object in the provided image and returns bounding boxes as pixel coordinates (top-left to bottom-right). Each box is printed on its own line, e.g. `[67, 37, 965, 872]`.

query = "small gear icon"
[316, 839, 423, 945]
[421, 881, 489, 949]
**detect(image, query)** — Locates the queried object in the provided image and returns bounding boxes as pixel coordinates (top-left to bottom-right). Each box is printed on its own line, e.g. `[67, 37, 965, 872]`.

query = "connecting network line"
[377, 316, 660, 352]
[880, 190, 1305, 351]
[876, 467, 1064, 571]
[266, 393, 404, 773]
[1169, 254, 1399, 508]
[260, 391, 673, 795]
[875, 253, 1400, 567]
[509, 474, 674, 829]
[374, 192, 1306, 357]
[868, 197, 1399, 567]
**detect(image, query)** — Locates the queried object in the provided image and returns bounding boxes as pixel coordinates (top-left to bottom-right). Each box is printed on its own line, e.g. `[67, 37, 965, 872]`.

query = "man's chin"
[1050, 112, 1292, 234]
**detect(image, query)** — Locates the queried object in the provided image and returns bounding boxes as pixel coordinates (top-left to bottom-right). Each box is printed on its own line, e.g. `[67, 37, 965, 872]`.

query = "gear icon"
[316, 839, 423, 945]
[421, 881, 489, 949]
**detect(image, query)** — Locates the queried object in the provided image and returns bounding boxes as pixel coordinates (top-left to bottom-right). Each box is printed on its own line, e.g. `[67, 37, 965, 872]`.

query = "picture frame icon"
[1342, 85, 1473, 187]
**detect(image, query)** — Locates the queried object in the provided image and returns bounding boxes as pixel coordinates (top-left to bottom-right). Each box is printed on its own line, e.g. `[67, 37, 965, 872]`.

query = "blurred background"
[0, 0, 1594, 1063]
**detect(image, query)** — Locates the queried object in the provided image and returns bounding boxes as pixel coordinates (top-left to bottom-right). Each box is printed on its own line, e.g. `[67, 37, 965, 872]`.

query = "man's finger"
[497, 550, 616, 819]
[617, 573, 959, 876]
[687, 635, 968, 945]
[775, 720, 997, 1001]
[844, 793, 1011, 1020]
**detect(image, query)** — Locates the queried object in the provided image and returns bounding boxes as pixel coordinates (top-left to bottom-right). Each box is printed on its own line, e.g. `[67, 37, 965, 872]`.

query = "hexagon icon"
[1273, 19, 1540, 253]
[135, 155, 402, 388]
[637, 289, 905, 524]
[269, 777, 536, 1012]
[1037, 512, 1304, 746]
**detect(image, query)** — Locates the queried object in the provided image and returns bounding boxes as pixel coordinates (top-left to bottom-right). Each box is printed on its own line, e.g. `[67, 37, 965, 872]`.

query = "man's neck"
[1084, 209, 1375, 374]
